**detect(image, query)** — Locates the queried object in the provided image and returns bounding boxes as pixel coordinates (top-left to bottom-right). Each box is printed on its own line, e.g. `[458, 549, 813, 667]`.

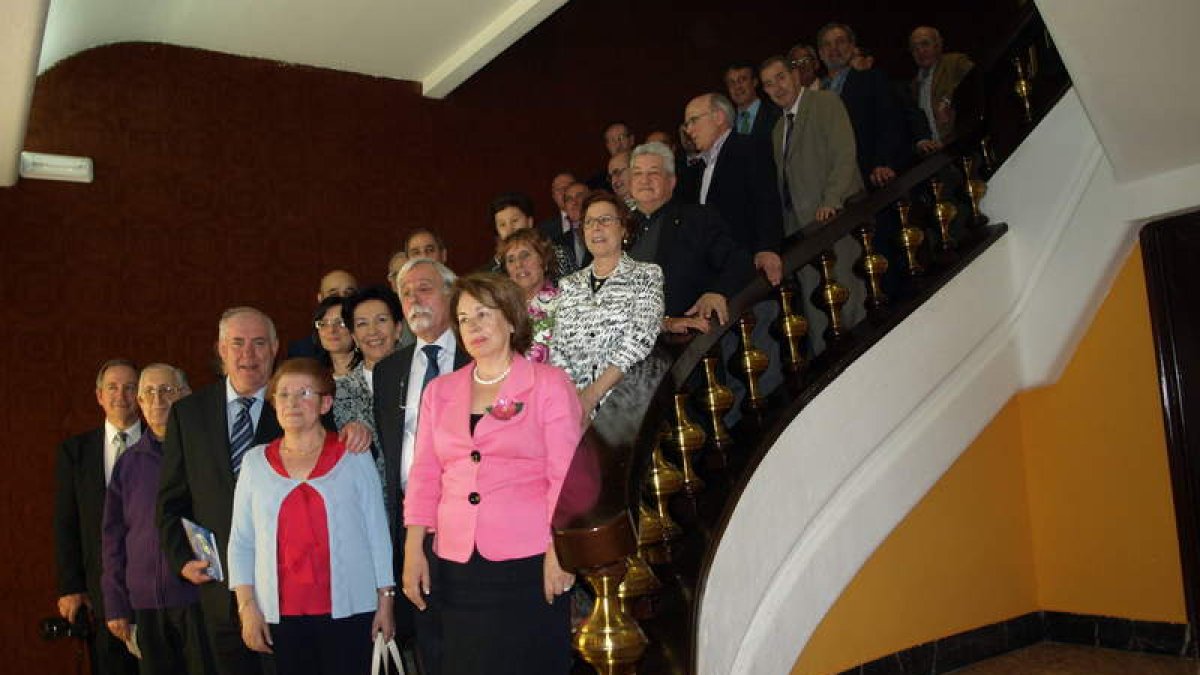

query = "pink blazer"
[403, 356, 583, 563]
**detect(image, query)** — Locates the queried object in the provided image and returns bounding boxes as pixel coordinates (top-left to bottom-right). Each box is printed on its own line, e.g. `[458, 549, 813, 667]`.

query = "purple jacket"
[101, 433, 199, 618]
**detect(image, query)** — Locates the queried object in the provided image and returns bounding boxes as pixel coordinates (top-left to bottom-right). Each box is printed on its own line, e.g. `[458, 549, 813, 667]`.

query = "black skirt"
[435, 549, 571, 675]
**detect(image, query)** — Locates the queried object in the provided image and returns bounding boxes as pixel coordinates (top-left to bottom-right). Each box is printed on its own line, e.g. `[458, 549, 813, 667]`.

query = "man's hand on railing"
[753, 251, 783, 286]
[917, 139, 943, 155]
[687, 293, 729, 327]
[816, 206, 839, 223]
[869, 166, 897, 187]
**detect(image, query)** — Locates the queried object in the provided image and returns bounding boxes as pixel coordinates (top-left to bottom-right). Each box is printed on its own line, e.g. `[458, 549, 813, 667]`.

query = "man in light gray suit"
[759, 54, 865, 355]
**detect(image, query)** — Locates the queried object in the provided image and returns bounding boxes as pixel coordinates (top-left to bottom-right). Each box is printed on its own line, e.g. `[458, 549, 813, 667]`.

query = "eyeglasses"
[273, 387, 326, 404]
[790, 56, 815, 68]
[682, 110, 714, 129]
[315, 318, 347, 331]
[140, 385, 179, 399]
[582, 214, 621, 230]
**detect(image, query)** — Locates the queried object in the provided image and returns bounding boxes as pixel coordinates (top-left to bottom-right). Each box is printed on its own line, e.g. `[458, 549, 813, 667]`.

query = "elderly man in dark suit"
[373, 257, 468, 674]
[55, 358, 142, 675]
[626, 141, 753, 335]
[158, 307, 369, 675]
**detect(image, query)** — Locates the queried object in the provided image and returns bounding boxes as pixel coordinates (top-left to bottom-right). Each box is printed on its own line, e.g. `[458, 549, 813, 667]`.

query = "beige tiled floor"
[952, 643, 1200, 674]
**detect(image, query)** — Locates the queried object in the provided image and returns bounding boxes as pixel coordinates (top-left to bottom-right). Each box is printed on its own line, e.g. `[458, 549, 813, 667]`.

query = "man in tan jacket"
[910, 26, 975, 153]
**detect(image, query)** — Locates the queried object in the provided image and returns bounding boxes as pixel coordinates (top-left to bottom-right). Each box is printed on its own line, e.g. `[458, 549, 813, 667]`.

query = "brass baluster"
[961, 156, 989, 229]
[772, 284, 808, 373]
[979, 137, 997, 177]
[731, 313, 769, 411]
[665, 393, 706, 495]
[854, 223, 889, 309]
[897, 200, 925, 276]
[930, 178, 958, 252]
[1013, 54, 1033, 123]
[574, 560, 648, 675]
[811, 251, 849, 340]
[618, 552, 662, 616]
[696, 352, 734, 449]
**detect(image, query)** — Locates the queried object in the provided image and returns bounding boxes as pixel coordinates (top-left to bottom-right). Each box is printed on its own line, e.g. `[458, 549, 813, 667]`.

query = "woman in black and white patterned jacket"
[552, 191, 664, 422]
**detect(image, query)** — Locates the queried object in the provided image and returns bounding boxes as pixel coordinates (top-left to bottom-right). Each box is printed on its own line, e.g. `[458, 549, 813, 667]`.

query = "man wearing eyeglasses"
[55, 358, 143, 675]
[101, 364, 214, 674]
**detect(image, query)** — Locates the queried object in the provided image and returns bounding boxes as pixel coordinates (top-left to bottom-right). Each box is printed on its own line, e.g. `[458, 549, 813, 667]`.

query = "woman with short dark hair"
[552, 191, 664, 419]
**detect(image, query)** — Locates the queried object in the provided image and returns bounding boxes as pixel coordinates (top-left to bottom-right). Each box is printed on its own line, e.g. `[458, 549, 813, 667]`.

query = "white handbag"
[371, 631, 406, 675]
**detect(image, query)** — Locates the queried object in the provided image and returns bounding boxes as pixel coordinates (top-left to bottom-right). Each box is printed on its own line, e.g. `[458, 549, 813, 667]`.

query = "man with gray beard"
[371, 258, 468, 673]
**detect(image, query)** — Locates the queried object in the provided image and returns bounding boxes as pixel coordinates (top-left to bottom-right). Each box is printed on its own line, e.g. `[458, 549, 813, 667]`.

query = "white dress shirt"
[103, 419, 142, 484]
[400, 329, 458, 491]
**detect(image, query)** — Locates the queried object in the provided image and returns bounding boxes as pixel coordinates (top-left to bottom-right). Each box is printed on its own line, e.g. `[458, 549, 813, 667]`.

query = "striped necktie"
[229, 397, 255, 476]
[115, 431, 128, 458]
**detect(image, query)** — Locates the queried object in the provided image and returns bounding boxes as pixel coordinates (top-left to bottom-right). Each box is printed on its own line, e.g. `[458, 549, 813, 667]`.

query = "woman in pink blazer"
[402, 273, 583, 674]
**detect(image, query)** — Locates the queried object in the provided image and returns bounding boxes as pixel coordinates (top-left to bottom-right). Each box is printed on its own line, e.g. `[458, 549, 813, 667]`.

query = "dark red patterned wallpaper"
[0, 0, 1013, 670]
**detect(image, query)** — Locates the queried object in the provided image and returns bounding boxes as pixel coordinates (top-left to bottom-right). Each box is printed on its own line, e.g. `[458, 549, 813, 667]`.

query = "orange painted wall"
[791, 245, 1185, 674]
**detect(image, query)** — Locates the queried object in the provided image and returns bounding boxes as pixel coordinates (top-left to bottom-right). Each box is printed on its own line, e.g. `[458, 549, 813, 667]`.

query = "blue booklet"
[181, 517, 225, 582]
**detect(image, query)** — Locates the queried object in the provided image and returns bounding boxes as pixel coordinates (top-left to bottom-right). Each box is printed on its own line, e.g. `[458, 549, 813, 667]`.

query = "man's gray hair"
[397, 258, 457, 293]
[708, 93, 736, 130]
[630, 141, 676, 177]
[218, 306, 277, 344]
[139, 363, 191, 393]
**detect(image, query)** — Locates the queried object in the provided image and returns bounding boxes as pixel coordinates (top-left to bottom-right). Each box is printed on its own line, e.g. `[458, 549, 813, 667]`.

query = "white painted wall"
[697, 89, 1200, 674]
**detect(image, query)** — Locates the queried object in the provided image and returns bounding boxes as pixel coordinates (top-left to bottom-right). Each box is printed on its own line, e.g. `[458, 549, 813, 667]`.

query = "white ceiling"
[1037, 0, 1200, 182]
[1, 0, 566, 185]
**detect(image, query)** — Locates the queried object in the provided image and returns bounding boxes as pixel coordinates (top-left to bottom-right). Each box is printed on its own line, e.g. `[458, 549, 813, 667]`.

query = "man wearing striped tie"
[158, 307, 370, 675]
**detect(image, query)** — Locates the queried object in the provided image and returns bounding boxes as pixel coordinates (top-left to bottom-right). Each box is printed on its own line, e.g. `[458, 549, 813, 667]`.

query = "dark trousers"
[134, 604, 216, 675]
[200, 586, 270, 675]
[272, 613, 373, 675]
[88, 610, 139, 675]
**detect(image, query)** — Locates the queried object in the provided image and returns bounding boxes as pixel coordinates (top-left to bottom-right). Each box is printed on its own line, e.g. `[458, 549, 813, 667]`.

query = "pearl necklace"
[473, 363, 512, 385]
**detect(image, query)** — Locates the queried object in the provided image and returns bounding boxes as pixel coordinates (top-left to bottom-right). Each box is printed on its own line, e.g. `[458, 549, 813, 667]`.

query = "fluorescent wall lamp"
[19, 151, 93, 183]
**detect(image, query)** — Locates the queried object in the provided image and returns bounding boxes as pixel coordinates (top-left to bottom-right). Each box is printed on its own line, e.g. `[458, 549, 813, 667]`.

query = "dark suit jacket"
[553, 227, 592, 270]
[633, 200, 754, 317]
[372, 341, 469, 620]
[536, 213, 566, 243]
[157, 381, 293, 633]
[747, 98, 782, 147]
[55, 428, 108, 601]
[679, 132, 784, 256]
[837, 68, 910, 178]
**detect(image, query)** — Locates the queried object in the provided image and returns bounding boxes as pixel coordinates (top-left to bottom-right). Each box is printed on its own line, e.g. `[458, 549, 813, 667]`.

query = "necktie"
[421, 344, 442, 389]
[781, 112, 796, 211]
[738, 110, 751, 134]
[229, 397, 254, 476]
[115, 431, 128, 458]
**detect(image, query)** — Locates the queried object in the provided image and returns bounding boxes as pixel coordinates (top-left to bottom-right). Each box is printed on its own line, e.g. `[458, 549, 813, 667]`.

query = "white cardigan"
[227, 443, 394, 622]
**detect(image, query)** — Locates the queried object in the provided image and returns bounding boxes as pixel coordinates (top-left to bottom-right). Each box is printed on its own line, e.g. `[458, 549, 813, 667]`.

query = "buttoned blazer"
[772, 89, 864, 229]
[157, 381, 283, 622]
[54, 428, 106, 600]
[637, 200, 754, 317]
[551, 255, 664, 393]
[680, 132, 784, 255]
[838, 68, 910, 176]
[403, 357, 583, 563]
[748, 97, 782, 146]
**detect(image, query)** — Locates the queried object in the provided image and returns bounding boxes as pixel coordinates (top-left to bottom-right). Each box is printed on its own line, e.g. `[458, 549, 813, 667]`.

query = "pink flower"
[486, 397, 525, 420]
[527, 342, 549, 363]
